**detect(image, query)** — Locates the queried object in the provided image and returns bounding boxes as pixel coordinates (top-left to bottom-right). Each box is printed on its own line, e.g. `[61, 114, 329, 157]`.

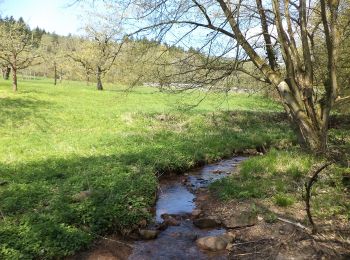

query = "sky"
[0, 0, 82, 35]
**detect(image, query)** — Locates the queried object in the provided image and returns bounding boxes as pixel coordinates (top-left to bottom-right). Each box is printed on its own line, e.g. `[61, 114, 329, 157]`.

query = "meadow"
[0, 78, 293, 258]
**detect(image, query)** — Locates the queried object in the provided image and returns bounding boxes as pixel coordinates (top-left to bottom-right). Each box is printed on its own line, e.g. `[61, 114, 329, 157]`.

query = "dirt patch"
[195, 189, 350, 259]
[66, 235, 133, 260]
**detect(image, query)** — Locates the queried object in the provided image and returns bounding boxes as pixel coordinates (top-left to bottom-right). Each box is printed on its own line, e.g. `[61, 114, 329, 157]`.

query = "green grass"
[211, 147, 350, 219]
[0, 78, 292, 259]
[274, 193, 295, 207]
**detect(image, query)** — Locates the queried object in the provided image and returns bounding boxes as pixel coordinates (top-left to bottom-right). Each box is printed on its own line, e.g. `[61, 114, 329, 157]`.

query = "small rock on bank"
[222, 210, 257, 228]
[191, 209, 202, 218]
[196, 232, 235, 251]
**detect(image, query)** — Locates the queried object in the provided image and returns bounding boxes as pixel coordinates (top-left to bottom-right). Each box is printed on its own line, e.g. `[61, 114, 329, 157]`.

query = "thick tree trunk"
[12, 67, 17, 92]
[96, 66, 103, 91]
[278, 81, 327, 153]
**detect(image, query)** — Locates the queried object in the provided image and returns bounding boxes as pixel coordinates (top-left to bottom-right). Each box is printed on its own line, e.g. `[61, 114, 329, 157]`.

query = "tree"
[40, 33, 63, 85]
[67, 3, 124, 90]
[68, 27, 122, 91]
[67, 38, 95, 86]
[117, 0, 349, 153]
[0, 17, 41, 91]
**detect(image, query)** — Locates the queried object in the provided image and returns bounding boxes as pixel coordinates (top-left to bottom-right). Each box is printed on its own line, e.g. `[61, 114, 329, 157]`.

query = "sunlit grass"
[0, 78, 292, 258]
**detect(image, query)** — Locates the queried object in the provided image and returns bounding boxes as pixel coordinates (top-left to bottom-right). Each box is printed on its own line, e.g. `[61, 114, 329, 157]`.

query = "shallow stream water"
[129, 156, 247, 260]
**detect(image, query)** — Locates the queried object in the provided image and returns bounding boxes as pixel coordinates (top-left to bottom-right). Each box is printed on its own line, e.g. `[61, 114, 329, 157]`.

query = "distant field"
[0, 78, 292, 258]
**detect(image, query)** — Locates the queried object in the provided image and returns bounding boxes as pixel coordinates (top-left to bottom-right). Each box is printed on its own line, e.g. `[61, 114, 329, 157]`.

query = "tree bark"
[2, 66, 11, 80]
[216, 0, 339, 153]
[96, 66, 103, 91]
[277, 80, 328, 153]
[256, 0, 277, 70]
[12, 67, 17, 92]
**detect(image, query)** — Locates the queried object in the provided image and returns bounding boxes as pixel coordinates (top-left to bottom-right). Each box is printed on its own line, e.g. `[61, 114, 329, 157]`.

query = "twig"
[232, 238, 272, 246]
[277, 217, 311, 232]
[231, 252, 262, 257]
[313, 233, 350, 246]
[93, 233, 134, 248]
[304, 162, 333, 233]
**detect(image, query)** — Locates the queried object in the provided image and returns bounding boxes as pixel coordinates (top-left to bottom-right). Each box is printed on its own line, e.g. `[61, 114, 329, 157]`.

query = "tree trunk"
[2, 66, 11, 80]
[277, 81, 327, 153]
[54, 62, 57, 85]
[12, 67, 18, 92]
[96, 66, 103, 91]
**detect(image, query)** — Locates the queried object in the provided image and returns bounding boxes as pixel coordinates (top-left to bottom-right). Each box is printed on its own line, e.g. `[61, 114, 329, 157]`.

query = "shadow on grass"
[0, 109, 293, 259]
[0, 97, 52, 125]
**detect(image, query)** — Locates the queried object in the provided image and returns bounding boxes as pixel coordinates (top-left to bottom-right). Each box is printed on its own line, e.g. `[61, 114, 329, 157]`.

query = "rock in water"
[139, 229, 158, 240]
[162, 215, 180, 226]
[193, 218, 220, 229]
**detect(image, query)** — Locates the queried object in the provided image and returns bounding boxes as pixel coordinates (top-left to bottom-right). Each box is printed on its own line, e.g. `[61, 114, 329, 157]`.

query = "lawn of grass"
[0, 78, 293, 259]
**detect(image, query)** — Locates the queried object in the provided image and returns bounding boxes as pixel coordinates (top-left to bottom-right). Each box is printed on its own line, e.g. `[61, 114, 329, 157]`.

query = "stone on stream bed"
[196, 232, 235, 251]
[139, 229, 159, 240]
[161, 214, 181, 226]
[193, 217, 221, 229]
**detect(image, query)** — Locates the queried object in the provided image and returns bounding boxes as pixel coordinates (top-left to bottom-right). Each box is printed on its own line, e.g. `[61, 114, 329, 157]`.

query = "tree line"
[0, 15, 267, 92]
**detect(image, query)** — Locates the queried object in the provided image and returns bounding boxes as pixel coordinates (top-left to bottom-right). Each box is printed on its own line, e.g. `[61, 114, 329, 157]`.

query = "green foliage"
[0, 78, 290, 258]
[274, 194, 295, 207]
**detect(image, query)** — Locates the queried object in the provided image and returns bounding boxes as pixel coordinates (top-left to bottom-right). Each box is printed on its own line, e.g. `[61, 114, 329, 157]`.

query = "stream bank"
[70, 156, 247, 259]
[69, 154, 350, 259]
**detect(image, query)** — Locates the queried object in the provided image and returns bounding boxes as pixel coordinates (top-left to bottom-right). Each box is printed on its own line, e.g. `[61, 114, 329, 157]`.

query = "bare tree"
[114, 0, 349, 153]
[68, 2, 125, 90]
[0, 18, 40, 91]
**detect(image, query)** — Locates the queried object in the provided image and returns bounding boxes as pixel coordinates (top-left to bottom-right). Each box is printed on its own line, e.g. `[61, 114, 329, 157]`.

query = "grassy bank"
[0, 78, 293, 259]
[211, 146, 350, 223]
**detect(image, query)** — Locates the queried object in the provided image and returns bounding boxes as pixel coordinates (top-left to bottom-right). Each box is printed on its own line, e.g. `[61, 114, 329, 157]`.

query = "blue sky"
[0, 0, 82, 35]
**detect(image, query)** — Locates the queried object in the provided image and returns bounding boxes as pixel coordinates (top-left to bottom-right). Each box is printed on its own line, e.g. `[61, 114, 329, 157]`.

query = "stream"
[129, 156, 247, 260]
